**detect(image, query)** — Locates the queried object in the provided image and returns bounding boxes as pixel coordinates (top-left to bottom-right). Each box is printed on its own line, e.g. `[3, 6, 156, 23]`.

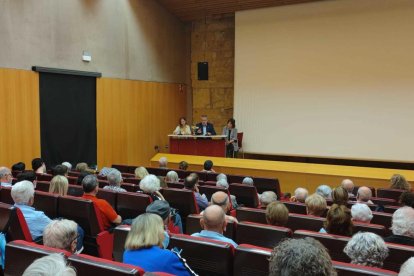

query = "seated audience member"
[52, 165, 68, 177]
[399, 191, 414, 208]
[178, 161, 188, 171]
[291, 187, 308, 203]
[77, 171, 91, 185]
[123, 214, 195, 275]
[341, 179, 355, 197]
[157, 175, 167, 189]
[17, 171, 37, 186]
[184, 174, 208, 210]
[316, 185, 332, 199]
[216, 173, 227, 182]
[305, 193, 327, 217]
[266, 202, 289, 227]
[331, 186, 349, 206]
[384, 206, 414, 246]
[146, 200, 172, 248]
[98, 167, 114, 177]
[357, 186, 374, 204]
[260, 191, 277, 208]
[11, 181, 51, 240]
[12, 162, 26, 172]
[399, 257, 414, 276]
[210, 191, 238, 223]
[104, 169, 126, 192]
[22, 254, 76, 276]
[390, 174, 411, 191]
[135, 166, 149, 179]
[202, 160, 215, 173]
[139, 174, 165, 201]
[0, 166, 13, 187]
[191, 205, 238, 247]
[216, 178, 238, 209]
[242, 177, 254, 186]
[344, 232, 389, 268]
[81, 175, 122, 229]
[165, 171, 179, 183]
[159, 157, 168, 169]
[75, 162, 94, 173]
[61, 162, 72, 171]
[49, 175, 69, 196]
[269, 237, 336, 276]
[351, 203, 373, 223]
[32, 158, 46, 174]
[43, 219, 83, 253]
[320, 204, 353, 236]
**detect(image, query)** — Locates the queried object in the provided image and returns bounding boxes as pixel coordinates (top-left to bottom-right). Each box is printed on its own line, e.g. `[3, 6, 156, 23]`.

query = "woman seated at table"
[222, 118, 238, 158]
[173, 117, 192, 135]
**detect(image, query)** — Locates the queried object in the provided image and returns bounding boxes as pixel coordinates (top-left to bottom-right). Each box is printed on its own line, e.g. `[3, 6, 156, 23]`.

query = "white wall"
[235, 0, 414, 162]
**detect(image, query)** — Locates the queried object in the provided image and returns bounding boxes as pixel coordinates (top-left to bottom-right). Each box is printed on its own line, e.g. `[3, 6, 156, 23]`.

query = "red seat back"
[354, 222, 386, 237]
[333, 261, 398, 276]
[33, 190, 59, 219]
[162, 188, 200, 219]
[376, 188, 405, 201]
[199, 185, 228, 201]
[236, 221, 292, 249]
[120, 183, 138, 192]
[0, 202, 31, 242]
[146, 167, 168, 177]
[112, 164, 134, 174]
[229, 184, 259, 208]
[36, 173, 53, 182]
[236, 207, 267, 224]
[283, 201, 308, 215]
[185, 214, 236, 240]
[67, 184, 84, 196]
[0, 187, 13, 204]
[67, 176, 78, 185]
[234, 244, 271, 276]
[371, 197, 397, 206]
[123, 178, 141, 185]
[113, 225, 131, 262]
[384, 206, 399, 214]
[253, 177, 281, 199]
[166, 182, 184, 189]
[116, 192, 152, 220]
[385, 242, 414, 272]
[35, 181, 50, 192]
[97, 188, 117, 209]
[371, 211, 393, 230]
[206, 172, 220, 182]
[287, 213, 325, 232]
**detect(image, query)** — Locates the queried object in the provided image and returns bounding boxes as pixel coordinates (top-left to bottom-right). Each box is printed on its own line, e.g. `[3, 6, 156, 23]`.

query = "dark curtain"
[39, 72, 97, 168]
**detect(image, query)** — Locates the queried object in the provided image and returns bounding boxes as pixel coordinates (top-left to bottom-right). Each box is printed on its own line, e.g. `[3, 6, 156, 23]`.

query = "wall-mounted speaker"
[198, 62, 208, 80]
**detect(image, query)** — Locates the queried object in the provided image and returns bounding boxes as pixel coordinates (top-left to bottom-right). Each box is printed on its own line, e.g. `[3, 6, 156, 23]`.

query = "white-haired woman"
[23, 254, 75, 276]
[139, 174, 165, 201]
[344, 232, 389, 267]
[351, 203, 373, 223]
[165, 171, 179, 183]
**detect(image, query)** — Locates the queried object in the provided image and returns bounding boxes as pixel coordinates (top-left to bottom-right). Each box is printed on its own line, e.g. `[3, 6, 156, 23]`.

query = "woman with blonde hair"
[49, 175, 69, 196]
[173, 117, 192, 135]
[390, 174, 411, 191]
[135, 166, 149, 180]
[123, 213, 194, 275]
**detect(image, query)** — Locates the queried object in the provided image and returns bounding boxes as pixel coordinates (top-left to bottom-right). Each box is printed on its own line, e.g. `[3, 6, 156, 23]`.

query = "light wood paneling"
[0, 68, 40, 167]
[97, 78, 186, 168]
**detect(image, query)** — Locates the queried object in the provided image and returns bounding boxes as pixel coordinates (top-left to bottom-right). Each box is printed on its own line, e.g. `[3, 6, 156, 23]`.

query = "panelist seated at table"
[195, 115, 216, 136]
[173, 117, 192, 135]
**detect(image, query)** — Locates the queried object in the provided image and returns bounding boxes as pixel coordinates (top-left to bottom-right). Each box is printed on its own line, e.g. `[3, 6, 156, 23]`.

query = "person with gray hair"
[43, 219, 79, 253]
[159, 157, 168, 169]
[139, 174, 165, 201]
[0, 166, 13, 187]
[165, 171, 179, 183]
[216, 178, 229, 189]
[341, 179, 355, 197]
[344, 232, 389, 267]
[384, 206, 414, 246]
[22, 254, 76, 276]
[269, 237, 336, 276]
[351, 203, 373, 223]
[104, 169, 126, 192]
[11, 181, 51, 240]
[260, 191, 277, 207]
[291, 187, 308, 203]
[316, 185, 332, 199]
[242, 177, 254, 186]
[399, 257, 414, 276]
[357, 186, 374, 204]
[61, 162, 72, 171]
[216, 173, 227, 182]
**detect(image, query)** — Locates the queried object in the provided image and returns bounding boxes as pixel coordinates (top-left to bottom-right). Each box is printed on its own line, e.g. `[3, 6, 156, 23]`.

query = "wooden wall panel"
[97, 78, 186, 168]
[0, 68, 40, 167]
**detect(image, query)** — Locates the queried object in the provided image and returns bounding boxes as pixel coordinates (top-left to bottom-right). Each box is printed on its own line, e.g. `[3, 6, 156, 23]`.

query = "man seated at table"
[195, 115, 216, 136]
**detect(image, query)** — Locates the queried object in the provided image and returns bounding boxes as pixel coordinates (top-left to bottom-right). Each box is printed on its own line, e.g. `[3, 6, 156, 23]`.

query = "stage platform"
[150, 153, 414, 194]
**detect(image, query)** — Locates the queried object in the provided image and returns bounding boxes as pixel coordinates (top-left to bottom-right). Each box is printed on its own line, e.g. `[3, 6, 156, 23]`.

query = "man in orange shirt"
[81, 175, 122, 229]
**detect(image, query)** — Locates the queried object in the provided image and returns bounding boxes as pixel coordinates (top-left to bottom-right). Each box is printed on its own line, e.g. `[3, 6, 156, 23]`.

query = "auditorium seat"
[68, 254, 144, 276]
[167, 182, 184, 189]
[112, 164, 135, 174]
[198, 185, 228, 201]
[384, 205, 399, 214]
[236, 207, 267, 224]
[35, 180, 50, 192]
[371, 197, 397, 206]
[116, 192, 152, 220]
[377, 188, 405, 201]
[121, 172, 136, 179]
[36, 173, 53, 182]
[0, 202, 32, 242]
[206, 172, 220, 182]
[348, 201, 378, 211]
[283, 201, 308, 214]
[353, 186, 376, 197]
[204, 180, 217, 186]
[113, 225, 131, 262]
[287, 213, 325, 232]
[176, 169, 192, 180]
[162, 188, 200, 227]
[235, 221, 291, 249]
[229, 183, 259, 208]
[0, 186, 13, 204]
[353, 222, 386, 237]
[146, 167, 168, 177]
[97, 188, 117, 209]
[371, 211, 393, 230]
[33, 190, 59, 219]
[227, 174, 246, 184]
[4, 240, 71, 276]
[168, 234, 235, 276]
[11, 170, 21, 178]
[67, 184, 84, 196]
[68, 171, 81, 177]
[67, 176, 78, 184]
[332, 261, 398, 276]
[252, 177, 281, 199]
[185, 214, 236, 239]
[98, 180, 109, 188]
[384, 242, 414, 272]
[234, 244, 271, 276]
[123, 178, 141, 185]
[121, 183, 138, 192]
[58, 195, 113, 259]
[293, 230, 350, 262]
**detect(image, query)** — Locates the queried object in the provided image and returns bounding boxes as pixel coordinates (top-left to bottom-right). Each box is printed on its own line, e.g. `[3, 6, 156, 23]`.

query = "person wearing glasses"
[0, 167, 13, 187]
[43, 219, 83, 254]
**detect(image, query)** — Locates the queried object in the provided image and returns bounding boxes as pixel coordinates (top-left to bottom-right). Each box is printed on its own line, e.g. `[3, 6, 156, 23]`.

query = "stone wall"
[190, 14, 235, 130]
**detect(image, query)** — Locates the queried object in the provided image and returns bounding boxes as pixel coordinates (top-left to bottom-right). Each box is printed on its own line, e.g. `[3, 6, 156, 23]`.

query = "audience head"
[49, 175, 69, 196]
[32, 158, 46, 173]
[75, 162, 88, 172]
[159, 157, 168, 168]
[399, 257, 414, 276]
[390, 174, 411, 191]
[316, 185, 332, 199]
[134, 166, 149, 179]
[391, 206, 414, 238]
[266, 202, 289, 227]
[61, 162, 72, 171]
[178, 161, 188, 171]
[292, 187, 308, 203]
[269, 237, 336, 276]
[82, 175, 99, 194]
[203, 160, 213, 171]
[52, 164, 68, 176]
[341, 179, 355, 194]
[260, 191, 278, 207]
[11, 181, 34, 205]
[344, 232, 389, 267]
[331, 186, 349, 206]
[201, 205, 226, 234]
[357, 186, 373, 203]
[146, 200, 171, 224]
[125, 213, 164, 250]
[43, 219, 78, 253]
[139, 174, 161, 194]
[216, 178, 229, 189]
[77, 171, 91, 185]
[242, 177, 254, 186]
[12, 162, 25, 171]
[399, 191, 414, 208]
[216, 173, 227, 182]
[184, 174, 198, 191]
[17, 171, 37, 184]
[22, 254, 75, 276]
[324, 204, 353, 236]
[165, 171, 179, 183]
[107, 169, 122, 186]
[305, 193, 327, 217]
[351, 203, 373, 223]
[211, 191, 231, 213]
[0, 167, 12, 184]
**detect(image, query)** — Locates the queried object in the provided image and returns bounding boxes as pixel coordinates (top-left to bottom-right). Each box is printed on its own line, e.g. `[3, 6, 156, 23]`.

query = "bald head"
[211, 191, 230, 212]
[357, 186, 372, 202]
[201, 205, 226, 233]
[341, 179, 354, 193]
